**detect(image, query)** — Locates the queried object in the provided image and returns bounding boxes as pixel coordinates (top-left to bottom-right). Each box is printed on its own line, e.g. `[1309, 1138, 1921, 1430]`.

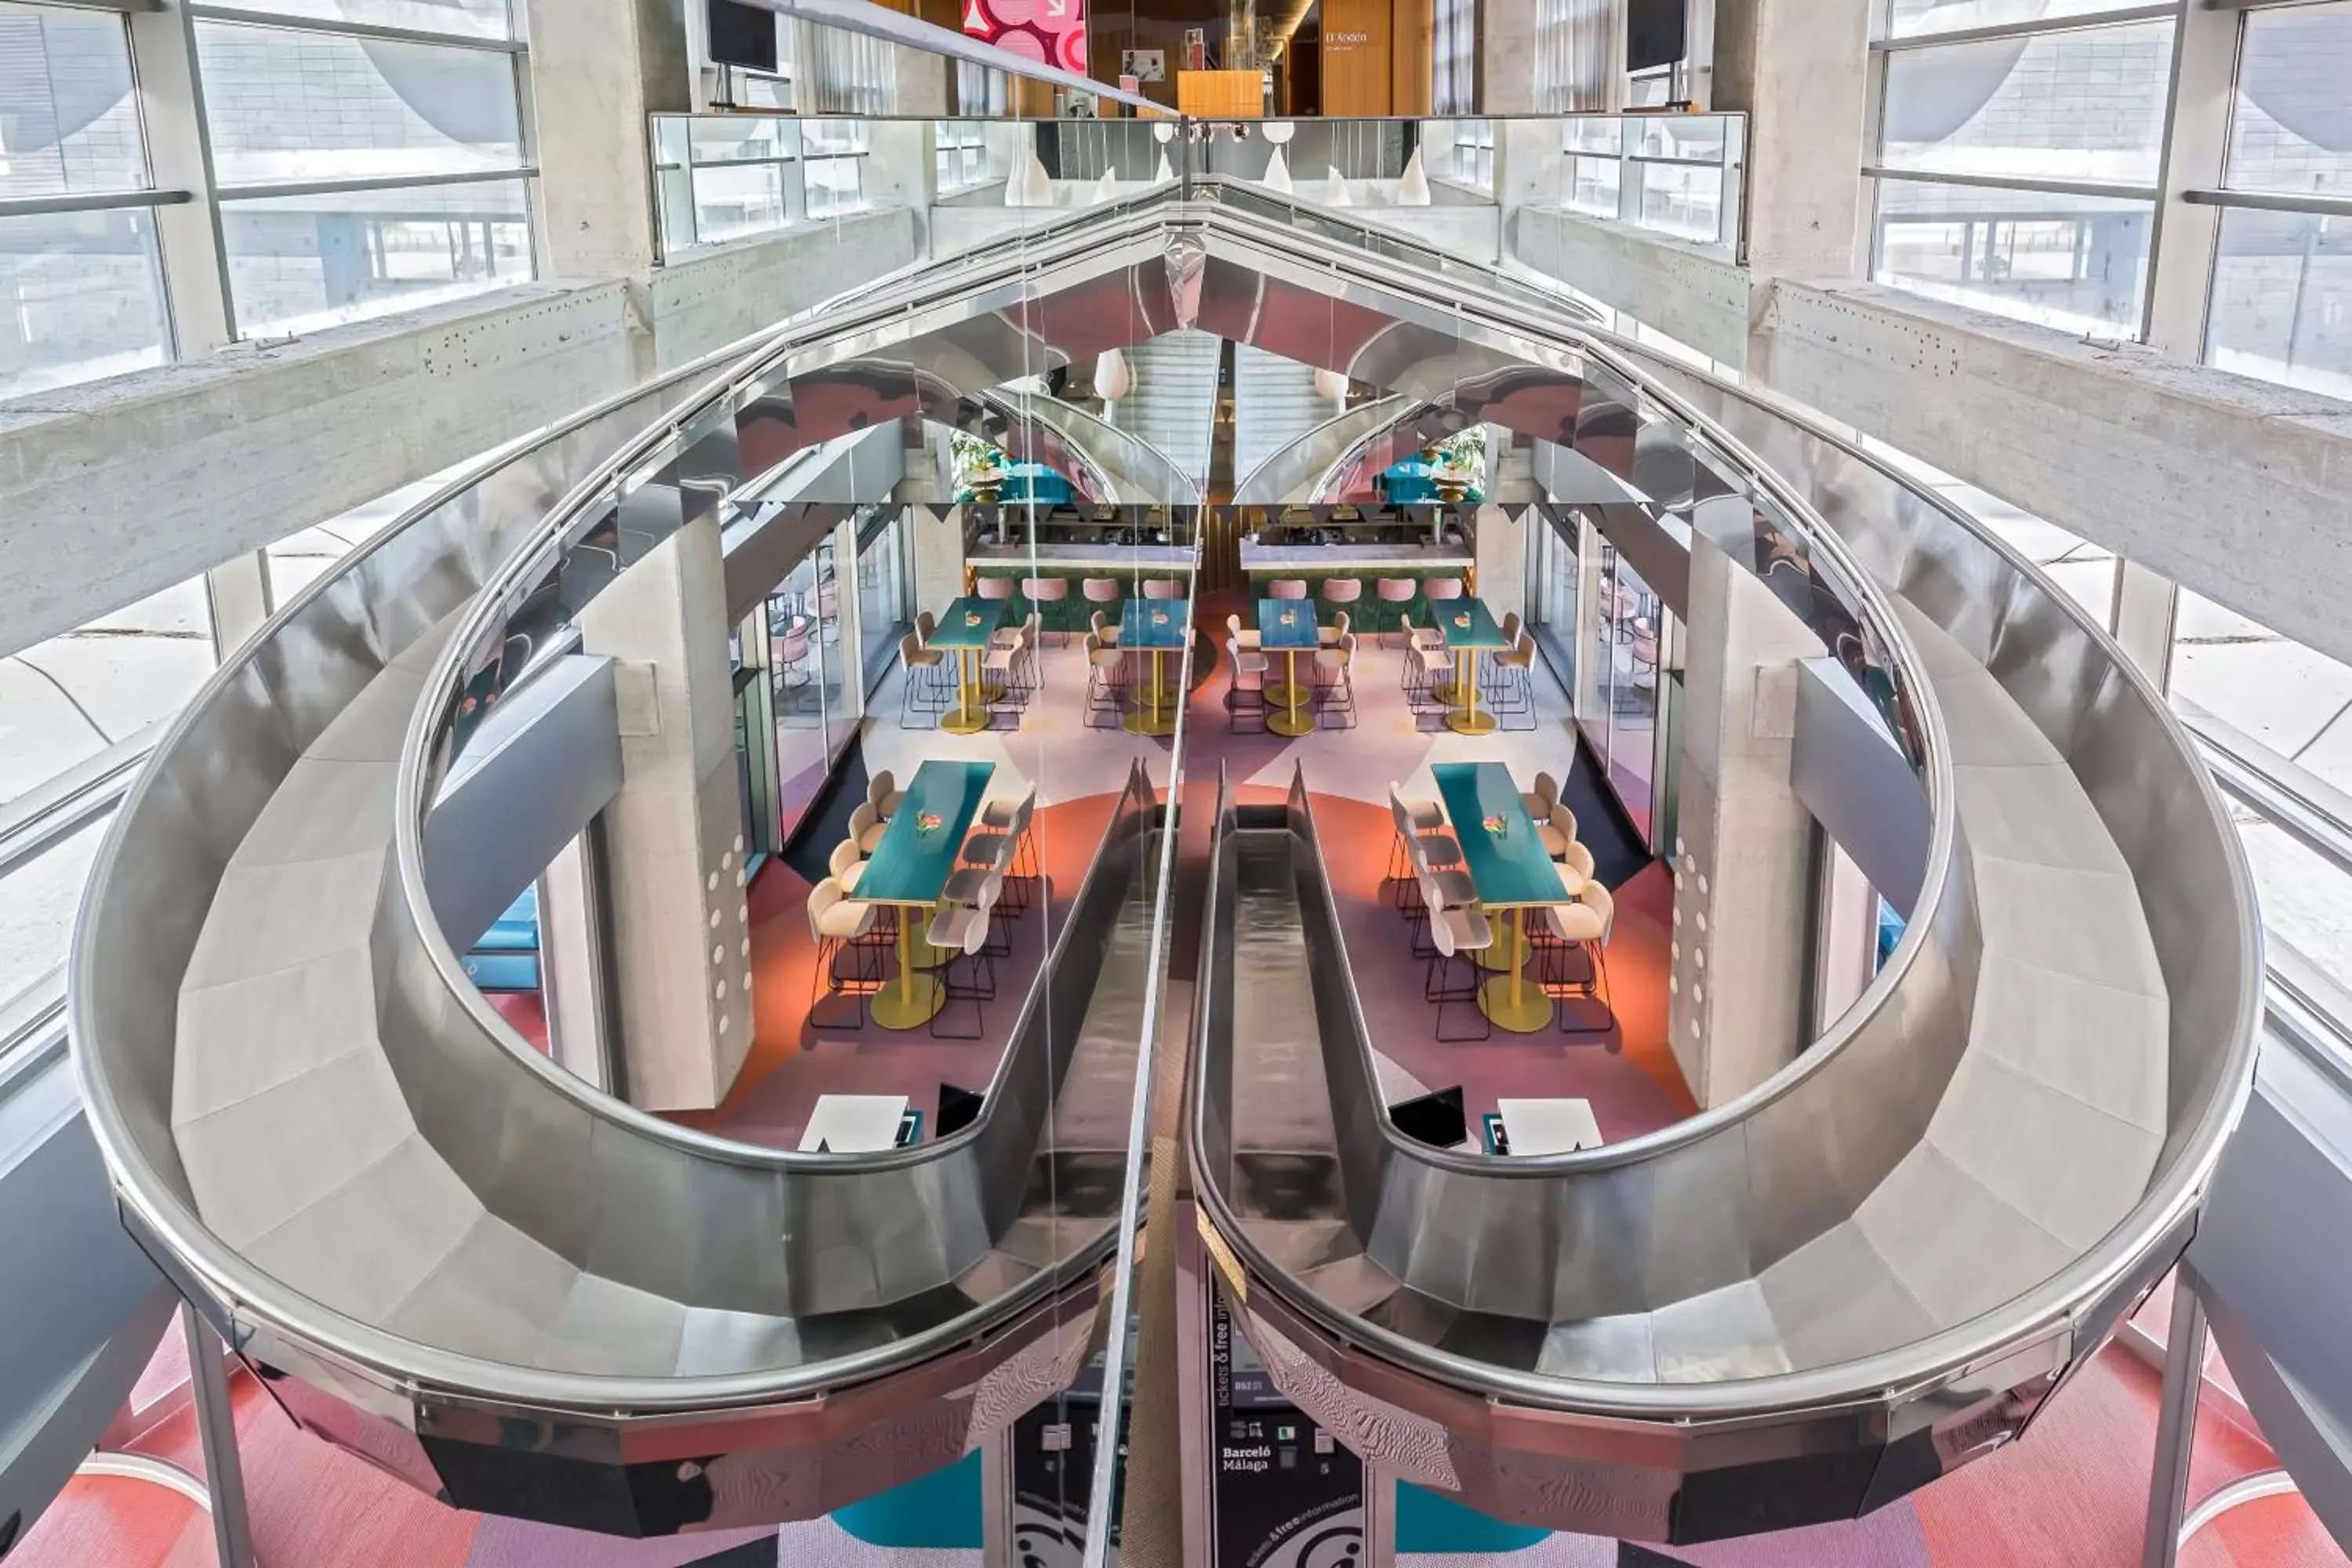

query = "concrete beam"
[0, 210, 922, 659]
[1509, 214, 2352, 672]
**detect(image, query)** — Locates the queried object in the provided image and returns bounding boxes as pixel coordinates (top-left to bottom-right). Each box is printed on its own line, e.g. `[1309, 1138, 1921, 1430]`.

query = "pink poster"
[961, 0, 1088, 74]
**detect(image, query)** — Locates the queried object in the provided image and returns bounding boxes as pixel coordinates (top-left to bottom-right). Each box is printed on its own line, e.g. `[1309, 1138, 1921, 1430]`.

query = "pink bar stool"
[1142, 578, 1182, 600]
[1023, 575, 1070, 644]
[1269, 579, 1309, 600]
[977, 575, 1017, 602]
[1376, 576, 1418, 647]
[1082, 576, 1122, 636]
[1424, 577, 1465, 602]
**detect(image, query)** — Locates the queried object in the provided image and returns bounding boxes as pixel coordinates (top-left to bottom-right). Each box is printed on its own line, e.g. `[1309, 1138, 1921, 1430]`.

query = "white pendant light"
[1094, 347, 1134, 403]
[1155, 149, 1175, 183]
[1399, 146, 1432, 206]
[1095, 166, 1119, 204]
[1325, 166, 1352, 206]
[1263, 145, 1292, 194]
[1004, 147, 1051, 208]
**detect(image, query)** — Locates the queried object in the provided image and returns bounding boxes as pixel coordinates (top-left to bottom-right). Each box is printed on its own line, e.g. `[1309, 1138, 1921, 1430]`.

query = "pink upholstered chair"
[1142, 577, 1182, 600]
[1022, 576, 1070, 644]
[1268, 579, 1308, 600]
[976, 575, 1017, 602]
[1424, 577, 1465, 603]
[1375, 577, 1417, 647]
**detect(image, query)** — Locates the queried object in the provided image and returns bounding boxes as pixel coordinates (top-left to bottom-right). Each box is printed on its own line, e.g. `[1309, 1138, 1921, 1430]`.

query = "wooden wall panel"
[1390, 0, 1433, 115]
[1319, 0, 1392, 116]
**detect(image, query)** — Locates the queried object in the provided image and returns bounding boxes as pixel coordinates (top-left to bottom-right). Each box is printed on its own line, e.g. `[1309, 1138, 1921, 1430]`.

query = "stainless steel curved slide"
[67, 177, 2259, 1546]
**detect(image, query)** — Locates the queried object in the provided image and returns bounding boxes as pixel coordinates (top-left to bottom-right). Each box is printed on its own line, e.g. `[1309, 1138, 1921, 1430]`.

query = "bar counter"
[1240, 541, 1474, 633]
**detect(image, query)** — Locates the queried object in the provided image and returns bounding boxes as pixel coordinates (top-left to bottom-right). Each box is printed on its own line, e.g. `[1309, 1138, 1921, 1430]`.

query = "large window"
[2201, 4, 2352, 398]
[1868, 9, 2172, 336]
[651, 114, 872, 255]
[0, 4, 169, 397]
[195, 13, 535, 336]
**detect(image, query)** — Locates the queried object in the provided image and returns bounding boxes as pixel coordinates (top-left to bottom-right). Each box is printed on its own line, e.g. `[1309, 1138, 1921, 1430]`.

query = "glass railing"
[1562, 112, 1745, 249]
[647, 112, 1750, 263]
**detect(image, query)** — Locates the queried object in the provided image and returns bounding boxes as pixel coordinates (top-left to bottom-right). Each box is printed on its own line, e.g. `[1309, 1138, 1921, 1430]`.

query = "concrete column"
[1708, 0, 1873, 281]
[1475, 0, 1541, 115]
[130, 2, 235, 351]
[1473, 503, 1526, 623]
[204, 550, 273, 659]
[575, 514, 755, 1112]
[1494, 118, 1567, 223]
[521, 0, 691, 369]
[2112, 558, 2180, 693]
[1667, 522, 1824, 1109]
[911, 504, 967, 615]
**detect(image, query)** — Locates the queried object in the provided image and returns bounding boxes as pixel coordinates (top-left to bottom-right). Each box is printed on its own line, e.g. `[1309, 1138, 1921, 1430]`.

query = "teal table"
[930, 596, 1005, 735]
[856, 760, 995, 1029]
[1258, 597, 1319, 738]
[1435, 597, 1509, 736]
[1432, 761, 1569, 1033]
[1119, 597, 1189, 737]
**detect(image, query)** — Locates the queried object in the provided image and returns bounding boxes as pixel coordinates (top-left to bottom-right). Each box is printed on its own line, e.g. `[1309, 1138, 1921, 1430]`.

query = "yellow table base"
[1447, 707, 1500, 736]
[939, 647, 992, 735]
[871, 919, 947, 1029]
[1479, 974, 1554, 1033]
[1123, 705, 1179, 738]
[1473, 924, 1531, 972]
[941, 702, 992, 735]
[869, 971, 946, 1029]
[1443, 648, 1497, 735]
[1264, 680, 1309, 708]
[1267, 705, 1316, 739]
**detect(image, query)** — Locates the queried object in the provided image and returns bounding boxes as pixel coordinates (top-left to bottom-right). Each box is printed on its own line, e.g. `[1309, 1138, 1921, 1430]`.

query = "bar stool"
[924, 902, 997, 1040]
[1268, 578, 1308, 600]
[1538, 800, 1579, 860]
[1227, 636, 1269, 733]
[1225, 612, 1261, 652]
[1488, 630, 1537, 728]
[1375, 577, 1418, 644]
[1321, 576, 1363, 630]
[1425, 577, 1465, 604]
[1544, 884, 1617, 1041]
[869, 769, 903, 820]
[1421, 873, 1494, 1043]
[899, 631, 948, 728]
[1522, 771, 1559, 822]
[1314, 631, 1356, 728]
[828, 838, 867, 896]
[1405, 626, 1451, 713]
[1559, 839, 1596, 886]
[805, 879, 884, 1029]
[1386, 786, 1457, 908]
[848, 800, 889, 854]
[976, 575, 1017, 605]
[1083, 632, 1127, 728]
[978, 786, 1038, 883]
[1090, 608, 1120, 648]
[1022, 576, 1070, 643]
[995, 612, 1043, 695]
[1083, 577, 1122, 635]
[1501, 611, 1524, 644]
[1318, 608, 1351, 649]
[1142, 577, 1183, 600]
[982, 630, 1027, 724]
[963, 793, 1035, 914]
[774, 619, 813, 706]
[938, 866, 1013, 956]
[916, 609, 937, 644]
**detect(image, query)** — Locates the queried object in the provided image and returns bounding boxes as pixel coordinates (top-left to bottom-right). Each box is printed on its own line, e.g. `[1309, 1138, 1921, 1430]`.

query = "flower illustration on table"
[1277, 609, 1298, 626]
[916, 811, 944, 835]
[964, 612, 982, 627]
[1454, 612, 1473, 629]
[1482, 814, 1508, 837]
[1150, 610, 1171, 626]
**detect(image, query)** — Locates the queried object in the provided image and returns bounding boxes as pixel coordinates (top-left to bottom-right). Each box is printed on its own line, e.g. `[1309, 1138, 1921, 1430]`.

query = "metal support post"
[180, 1301, 258, 1568]
[2141, 1276, 2209, 1568]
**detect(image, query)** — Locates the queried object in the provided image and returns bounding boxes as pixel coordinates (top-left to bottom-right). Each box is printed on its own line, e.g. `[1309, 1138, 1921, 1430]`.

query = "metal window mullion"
[1860, 164, 2161, 202]
[212, 165, 539, 201]
[129, 0, 237, 353]
[186, 3, 528, 53]
[2143, 1, 2241, 355]
[509, 41, 548, 283]
[1871, 2, 2176, 50]
[2184, 186, 2352, 218]
[0, 187, 189, 217]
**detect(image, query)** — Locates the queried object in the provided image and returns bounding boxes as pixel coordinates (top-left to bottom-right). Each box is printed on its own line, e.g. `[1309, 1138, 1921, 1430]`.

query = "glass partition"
[1561, 113, 1746, 248]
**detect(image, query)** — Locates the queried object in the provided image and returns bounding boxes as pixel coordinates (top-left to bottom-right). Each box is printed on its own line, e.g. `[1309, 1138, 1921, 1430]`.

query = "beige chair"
[1559, 840, 1596, 887]
[923, 900, 996, 1039]
[978, 787, 1040, 883]
[1522, 770, 1559, 822]
[1227, 635, 1270, 732]
[1545, 883, 1617, 1038]
[1091, 608, 1120, 648]
[1538, 801, 1580, 859]
[1420, 870, 1494, 1042]
[1319, 608, 1352, 648]
[1314, 630, 1356, 726]
[982, 629, 1027, 717]
[829, 838, 866, 894]
[868, 769, 902, 819]
[1225, 612, 1261, 652]
[1083, 632, 1126, 728]
[1489, 630, 1537, 729]
[915, 609, 937, 643]
[1387, 786, 1461, 906]
[848, 800, 889, 854]
[899, 631, 947, 728]
[805, 878, 881, 1026]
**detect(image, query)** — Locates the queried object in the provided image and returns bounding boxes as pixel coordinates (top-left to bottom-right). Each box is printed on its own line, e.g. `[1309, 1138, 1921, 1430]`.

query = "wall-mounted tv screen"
[710, 0, 780, 74]
[1627, 0, 1687, 72]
